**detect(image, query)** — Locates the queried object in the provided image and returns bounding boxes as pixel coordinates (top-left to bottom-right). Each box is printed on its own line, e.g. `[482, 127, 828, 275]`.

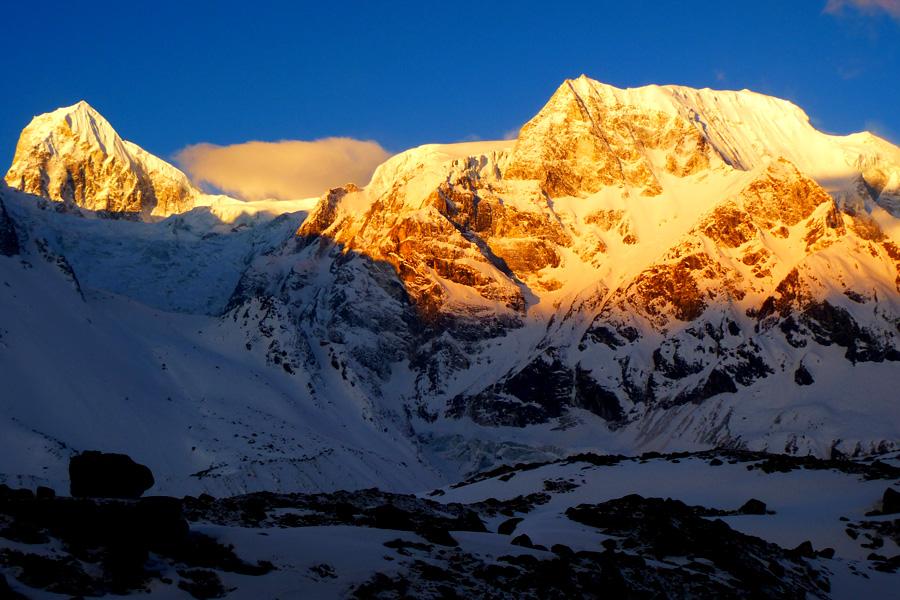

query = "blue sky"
[1, 0, 898, 172]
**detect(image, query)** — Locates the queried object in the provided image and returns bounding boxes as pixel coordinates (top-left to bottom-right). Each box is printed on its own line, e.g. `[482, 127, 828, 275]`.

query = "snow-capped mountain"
[0, 76, 898, 496]
[4, 101, 199, 217]
[232, 76, 900, 465]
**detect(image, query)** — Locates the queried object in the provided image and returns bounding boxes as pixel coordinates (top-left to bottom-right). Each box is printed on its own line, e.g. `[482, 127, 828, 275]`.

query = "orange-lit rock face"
[6, 141, 194, 216]
[627, 254, 712, 323]
[291, 121, 897, 345]
[294, 137, 612, 324]
[741, 159, 832, 229]
[847, 211, 886, 242]
[504, 77, 711, 198]
[698, 161, 838, 251]
[699, 202, 757, 248]
[584, 209, 638, 245]
[594, 159, 864, 334]
[298, 175, 530, 323]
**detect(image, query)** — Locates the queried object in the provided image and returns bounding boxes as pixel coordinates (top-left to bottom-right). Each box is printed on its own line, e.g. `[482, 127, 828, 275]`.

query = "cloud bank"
[176, 138, 391, 201]
[824, 0, 900, 19]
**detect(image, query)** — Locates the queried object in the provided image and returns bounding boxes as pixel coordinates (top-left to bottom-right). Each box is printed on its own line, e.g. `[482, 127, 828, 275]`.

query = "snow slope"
[0, 188, 440, 496]
[1, 189, 311, 314]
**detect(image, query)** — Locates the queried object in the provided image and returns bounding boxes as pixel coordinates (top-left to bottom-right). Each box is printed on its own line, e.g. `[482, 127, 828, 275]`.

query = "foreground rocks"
[182, 487, 488, 547]
[0, 453, 272, 598]
[565, 495, 829, 597]
[0, 483, 272, 597]
[1, 449, 896, 598]
[351, 493, 830, 600]
[69, 451, 155, 499]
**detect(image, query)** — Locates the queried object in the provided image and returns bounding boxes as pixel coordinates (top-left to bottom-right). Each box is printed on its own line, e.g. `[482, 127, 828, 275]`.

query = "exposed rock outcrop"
[0, 198, 19, 257]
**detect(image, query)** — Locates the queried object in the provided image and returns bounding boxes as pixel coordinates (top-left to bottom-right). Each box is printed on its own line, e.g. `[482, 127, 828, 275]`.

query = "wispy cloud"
[836, 64, 864, 79]
[824, 0, 900, 19]
[864, 120, 898, 143]
[175, 138, 391, 201]
[502, 128, 520, 141]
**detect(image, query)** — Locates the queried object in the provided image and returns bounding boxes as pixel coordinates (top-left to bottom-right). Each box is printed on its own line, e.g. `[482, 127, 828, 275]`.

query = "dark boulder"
[498, 517, 524, 535]
[417, 525, 458, 547]
[882, 487, 900, 515]
[35, 486, 56, 500]
[793, 364, 814, 386]
[69, 452, 154, 498]
[790, 540, 816, 559]
[739, 499, 768, 515]
[6, 488, 34, 501]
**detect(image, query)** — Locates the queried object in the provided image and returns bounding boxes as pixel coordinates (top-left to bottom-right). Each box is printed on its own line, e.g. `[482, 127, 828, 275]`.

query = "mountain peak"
[5, 102, 197, 217]
[66, 99, 98, 114]
[31, 99, 105, 125]
[505, 76, 714, 197]
[503, 75, 900, 213]
[49, 99, 98, 116]
[23, 100, 127, 161]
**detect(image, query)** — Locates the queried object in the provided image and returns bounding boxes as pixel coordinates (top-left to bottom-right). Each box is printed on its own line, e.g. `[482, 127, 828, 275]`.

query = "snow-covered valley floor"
[1, 451, 897, 599]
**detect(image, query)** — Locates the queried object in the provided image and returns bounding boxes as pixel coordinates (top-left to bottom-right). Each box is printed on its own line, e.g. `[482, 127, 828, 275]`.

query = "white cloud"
[824, 0, 900, 19]
[175, 138, 391, 201]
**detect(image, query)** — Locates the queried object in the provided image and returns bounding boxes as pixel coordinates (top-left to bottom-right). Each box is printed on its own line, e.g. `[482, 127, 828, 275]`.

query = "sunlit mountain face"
[0, 76, 898, 598]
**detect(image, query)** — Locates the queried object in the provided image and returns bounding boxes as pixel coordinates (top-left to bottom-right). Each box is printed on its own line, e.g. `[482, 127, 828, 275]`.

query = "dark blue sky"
[1, 0, 898, 167]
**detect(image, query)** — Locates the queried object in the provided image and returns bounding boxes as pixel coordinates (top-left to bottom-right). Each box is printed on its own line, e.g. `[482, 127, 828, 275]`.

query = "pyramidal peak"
[22, 100, 126, 159]
[5, 100, 198, 218]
